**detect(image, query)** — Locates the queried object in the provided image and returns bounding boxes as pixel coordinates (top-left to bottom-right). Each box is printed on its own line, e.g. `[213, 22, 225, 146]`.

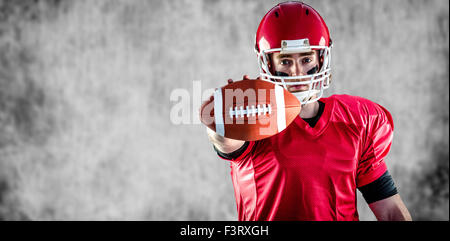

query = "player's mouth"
[288, 84, 310, 92]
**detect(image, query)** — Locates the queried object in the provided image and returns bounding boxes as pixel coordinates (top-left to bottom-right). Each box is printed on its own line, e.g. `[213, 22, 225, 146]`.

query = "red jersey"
[219, 95, 394, 221]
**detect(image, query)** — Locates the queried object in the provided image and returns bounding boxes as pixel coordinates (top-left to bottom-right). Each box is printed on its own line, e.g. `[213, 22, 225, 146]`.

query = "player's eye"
[302, 57, 312, 64]
[280, 59, 292, 66]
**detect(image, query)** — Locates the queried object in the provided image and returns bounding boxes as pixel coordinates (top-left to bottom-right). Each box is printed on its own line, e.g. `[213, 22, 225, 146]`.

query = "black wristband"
[213, 141, 250, 160]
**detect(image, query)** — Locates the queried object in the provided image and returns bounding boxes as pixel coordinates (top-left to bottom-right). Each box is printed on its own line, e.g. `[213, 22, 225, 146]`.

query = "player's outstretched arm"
[206, 127, 245, 154]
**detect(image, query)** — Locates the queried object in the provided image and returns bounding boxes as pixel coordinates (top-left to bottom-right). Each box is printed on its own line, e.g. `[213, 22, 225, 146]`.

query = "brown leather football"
[200, 79, 301, 141]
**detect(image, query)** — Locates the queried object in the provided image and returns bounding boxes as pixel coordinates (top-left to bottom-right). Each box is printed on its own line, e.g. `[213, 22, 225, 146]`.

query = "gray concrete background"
[0, 0, 448, 220]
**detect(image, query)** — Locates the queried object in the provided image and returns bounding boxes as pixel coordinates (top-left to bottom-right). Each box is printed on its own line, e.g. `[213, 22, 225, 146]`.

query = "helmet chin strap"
[294, 90, 321, 105]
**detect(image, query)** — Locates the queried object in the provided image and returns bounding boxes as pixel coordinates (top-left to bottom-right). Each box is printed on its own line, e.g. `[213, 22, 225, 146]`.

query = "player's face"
[270, 51, 320, 93]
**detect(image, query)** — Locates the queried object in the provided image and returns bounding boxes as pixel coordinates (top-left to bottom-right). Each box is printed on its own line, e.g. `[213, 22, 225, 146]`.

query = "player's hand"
[227, 74, 253, 84]
[202, 75, 252, 152]
[201, 75, 256, 128]
[206, 75, 256, 103]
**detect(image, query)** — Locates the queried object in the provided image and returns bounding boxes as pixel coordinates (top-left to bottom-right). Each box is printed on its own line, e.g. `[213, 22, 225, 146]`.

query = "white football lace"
[229, 104, 272, 118]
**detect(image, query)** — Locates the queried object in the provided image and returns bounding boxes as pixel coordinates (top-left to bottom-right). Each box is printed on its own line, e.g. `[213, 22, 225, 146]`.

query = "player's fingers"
[210, 88, 218, 101]
[243, 75, 250, 80]
[227, 78, 234, 84]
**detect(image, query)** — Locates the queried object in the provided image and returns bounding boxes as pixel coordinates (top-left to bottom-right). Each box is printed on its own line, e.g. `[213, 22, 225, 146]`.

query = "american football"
[200, 79, 301, 141]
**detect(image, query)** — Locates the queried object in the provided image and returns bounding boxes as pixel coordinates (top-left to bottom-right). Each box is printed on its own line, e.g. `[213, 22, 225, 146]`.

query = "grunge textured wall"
[0, 0, 448, 220]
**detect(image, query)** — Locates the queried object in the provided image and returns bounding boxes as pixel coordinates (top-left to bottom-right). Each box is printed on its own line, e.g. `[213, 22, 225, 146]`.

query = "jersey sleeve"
[356, 104, 394, 188]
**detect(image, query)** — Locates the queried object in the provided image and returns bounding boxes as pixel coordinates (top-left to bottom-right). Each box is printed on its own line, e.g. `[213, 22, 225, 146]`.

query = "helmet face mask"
[255, 2, 332, 105]
[257, 43, 332, 104]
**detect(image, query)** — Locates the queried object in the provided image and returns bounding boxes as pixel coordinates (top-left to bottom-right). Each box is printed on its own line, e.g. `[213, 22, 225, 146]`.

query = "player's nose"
[292, 61, 305, 77]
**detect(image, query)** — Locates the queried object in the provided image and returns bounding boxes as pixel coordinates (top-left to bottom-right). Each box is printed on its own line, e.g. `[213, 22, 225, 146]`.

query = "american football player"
[206, 1, 411, 221]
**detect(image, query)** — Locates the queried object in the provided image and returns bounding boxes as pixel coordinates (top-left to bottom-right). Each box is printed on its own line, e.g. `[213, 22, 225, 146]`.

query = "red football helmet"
[255, 1, 332, 104]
